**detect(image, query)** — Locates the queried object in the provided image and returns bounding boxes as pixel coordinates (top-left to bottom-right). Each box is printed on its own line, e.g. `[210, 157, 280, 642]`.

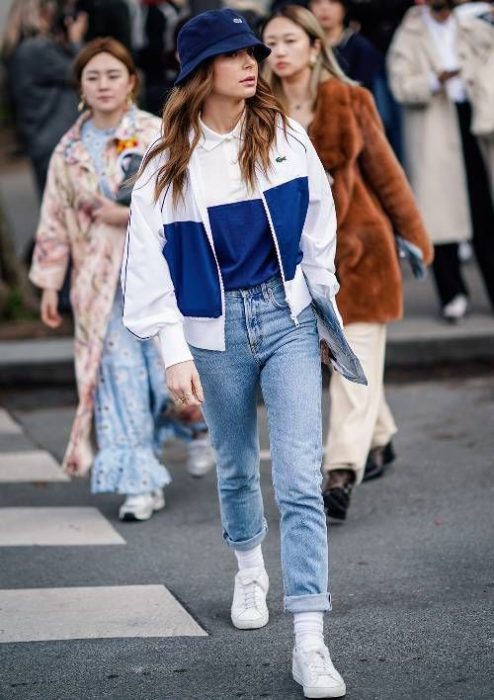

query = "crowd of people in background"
[0, 0, 493, 526]
[260, 5, 433, 520]
[2, 0, 493, 315]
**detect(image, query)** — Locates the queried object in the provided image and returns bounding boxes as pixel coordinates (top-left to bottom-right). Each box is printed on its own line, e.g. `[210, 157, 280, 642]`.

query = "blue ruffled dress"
[81, 118, 202, 495]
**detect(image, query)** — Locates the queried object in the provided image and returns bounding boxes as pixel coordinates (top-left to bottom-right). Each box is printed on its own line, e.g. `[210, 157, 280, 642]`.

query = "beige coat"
[460, 14, 494, 201]
[30, 107, 161, 475]
[387, 7, 494, 244]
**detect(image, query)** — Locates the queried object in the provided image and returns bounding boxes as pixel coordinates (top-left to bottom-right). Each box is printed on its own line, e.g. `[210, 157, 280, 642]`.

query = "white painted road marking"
[0, 585, 207, 642]
[0, 409, 22, 435]
[0, 450, 69, 482]
[0, 508, 126, 546]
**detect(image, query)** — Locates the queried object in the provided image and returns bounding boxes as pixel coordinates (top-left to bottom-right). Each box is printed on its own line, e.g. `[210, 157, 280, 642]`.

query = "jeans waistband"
[225, 275, 284, 300]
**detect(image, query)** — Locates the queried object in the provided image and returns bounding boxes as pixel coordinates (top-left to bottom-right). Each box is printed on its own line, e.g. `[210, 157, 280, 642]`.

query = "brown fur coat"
[309, 79, 433, 325]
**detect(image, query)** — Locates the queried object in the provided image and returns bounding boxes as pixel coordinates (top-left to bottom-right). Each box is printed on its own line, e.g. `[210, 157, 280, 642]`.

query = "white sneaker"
[185, 435, 215, 477]
[231, 567, 269, 630]
[442, 294, 468, 322]
[292, 645, 346, 699]
[118, 490, 165, 522]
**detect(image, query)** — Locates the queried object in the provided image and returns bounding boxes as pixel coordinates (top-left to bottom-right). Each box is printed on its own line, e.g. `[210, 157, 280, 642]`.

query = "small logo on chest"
[275, 156, 287, 163]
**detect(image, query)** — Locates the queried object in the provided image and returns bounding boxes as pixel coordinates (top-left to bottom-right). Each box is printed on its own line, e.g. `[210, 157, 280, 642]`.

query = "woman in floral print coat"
[30, 38, 214, 521]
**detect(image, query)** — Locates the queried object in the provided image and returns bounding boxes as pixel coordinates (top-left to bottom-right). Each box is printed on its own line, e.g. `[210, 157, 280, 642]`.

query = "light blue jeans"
[190, 276, 330, 613]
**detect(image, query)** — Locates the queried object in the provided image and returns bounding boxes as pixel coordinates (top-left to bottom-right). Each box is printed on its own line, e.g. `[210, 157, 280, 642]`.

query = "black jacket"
[6, 36, 78, 163]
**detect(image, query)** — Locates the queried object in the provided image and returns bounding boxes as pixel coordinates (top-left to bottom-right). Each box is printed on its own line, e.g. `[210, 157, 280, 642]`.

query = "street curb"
[1, 315, 493, 386]
[386, 315, 494, 368]
[0, 338, 75, 387]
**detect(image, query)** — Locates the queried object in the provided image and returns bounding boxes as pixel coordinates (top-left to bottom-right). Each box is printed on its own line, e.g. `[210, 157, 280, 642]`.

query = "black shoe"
[323, 484, 352, 521]
[363, 441, 396, 482]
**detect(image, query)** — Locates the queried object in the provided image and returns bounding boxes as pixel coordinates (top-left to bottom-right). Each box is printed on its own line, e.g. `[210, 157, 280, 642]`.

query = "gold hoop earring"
[309, 55, 317, 68]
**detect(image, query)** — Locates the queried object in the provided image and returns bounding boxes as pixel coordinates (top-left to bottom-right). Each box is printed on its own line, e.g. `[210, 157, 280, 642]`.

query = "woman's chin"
[93, 101, 125, 113]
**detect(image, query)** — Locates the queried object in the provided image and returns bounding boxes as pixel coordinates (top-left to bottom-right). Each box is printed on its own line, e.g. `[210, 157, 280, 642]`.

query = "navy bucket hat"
[175, 9, 271, 86]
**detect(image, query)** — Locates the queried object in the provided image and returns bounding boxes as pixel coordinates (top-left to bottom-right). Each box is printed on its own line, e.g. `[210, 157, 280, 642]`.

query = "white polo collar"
[198, 115, 244, 152]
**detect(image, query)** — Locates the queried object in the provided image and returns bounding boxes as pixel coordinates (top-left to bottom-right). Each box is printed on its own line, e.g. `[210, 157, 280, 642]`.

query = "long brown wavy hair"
[140, 58, 288, 206]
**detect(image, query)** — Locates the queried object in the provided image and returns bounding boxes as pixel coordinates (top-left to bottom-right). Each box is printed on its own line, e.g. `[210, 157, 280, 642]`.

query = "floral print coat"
[30, 107, 161, 475]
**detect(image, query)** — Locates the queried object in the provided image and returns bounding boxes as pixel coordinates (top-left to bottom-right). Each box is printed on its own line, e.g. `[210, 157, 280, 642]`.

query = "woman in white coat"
[388, 0, 494, 321]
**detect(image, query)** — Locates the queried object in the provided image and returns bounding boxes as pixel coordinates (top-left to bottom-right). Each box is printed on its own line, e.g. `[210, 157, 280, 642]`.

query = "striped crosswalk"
[0, 406, 207, 643]
[0, 586, 206, 643]
[0, 449, 69, 482]
[0, 408, 22, 434]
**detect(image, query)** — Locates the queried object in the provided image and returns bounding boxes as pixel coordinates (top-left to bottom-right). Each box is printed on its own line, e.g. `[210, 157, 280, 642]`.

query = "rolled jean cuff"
[223, 519, 268, 551]
[284, 592, 332, 613]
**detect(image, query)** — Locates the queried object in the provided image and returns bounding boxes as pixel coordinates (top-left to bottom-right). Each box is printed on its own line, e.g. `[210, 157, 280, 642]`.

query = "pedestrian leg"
[189, 294, 266, 552]
[371, 391, 397, 450]
[456, 101, 494, 309]
[325, 323, 387, 486]
[260, 304, 329, 613]
[432, 243, 468, 308]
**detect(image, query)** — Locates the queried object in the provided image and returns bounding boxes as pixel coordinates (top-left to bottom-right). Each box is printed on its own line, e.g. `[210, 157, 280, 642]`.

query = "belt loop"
[261, 281, 269, 302]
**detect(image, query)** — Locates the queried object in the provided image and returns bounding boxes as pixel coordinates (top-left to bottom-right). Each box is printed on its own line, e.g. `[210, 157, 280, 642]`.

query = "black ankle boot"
[363, 441, 396, 482]
[322, 469, 355, 521]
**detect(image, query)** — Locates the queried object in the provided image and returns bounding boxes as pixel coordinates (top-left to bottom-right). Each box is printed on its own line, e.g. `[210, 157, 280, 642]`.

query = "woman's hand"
[92, 195, 130, 227]
[40, 289, 62, 328]
[66, 11, 89, 45]
[166, 361, 204, 407]
[437, 69, 460, 84]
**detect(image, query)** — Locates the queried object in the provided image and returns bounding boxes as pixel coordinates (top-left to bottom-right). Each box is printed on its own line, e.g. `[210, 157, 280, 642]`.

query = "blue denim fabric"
[304, 275, 367, 385]
[92, 293, 206, 495]
[189, 276, 331, 613]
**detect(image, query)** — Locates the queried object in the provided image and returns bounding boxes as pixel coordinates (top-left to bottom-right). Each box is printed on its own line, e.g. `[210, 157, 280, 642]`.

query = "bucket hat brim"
[175, 34, 271, 86]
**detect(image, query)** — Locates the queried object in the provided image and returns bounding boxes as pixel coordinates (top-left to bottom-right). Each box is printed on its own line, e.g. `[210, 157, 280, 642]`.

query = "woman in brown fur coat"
[262, 6, 433, 522]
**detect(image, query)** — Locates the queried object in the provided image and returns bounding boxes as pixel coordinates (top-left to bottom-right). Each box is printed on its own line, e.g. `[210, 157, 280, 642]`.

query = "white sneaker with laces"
[186, 435, 215, 477]
[442, 294, 468, 322]
[292, 644, 346, 699]
[118, 490, 165, 522]
[231, 567, 269, 630]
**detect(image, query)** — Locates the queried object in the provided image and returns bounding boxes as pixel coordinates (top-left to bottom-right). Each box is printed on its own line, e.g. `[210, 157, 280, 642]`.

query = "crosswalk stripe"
[0, 450, 69, 482]
[0, 408, 209, 648]
[0, 507, 126, 546]
[0, 585, 207, 643]
[0, 408, 22, 435]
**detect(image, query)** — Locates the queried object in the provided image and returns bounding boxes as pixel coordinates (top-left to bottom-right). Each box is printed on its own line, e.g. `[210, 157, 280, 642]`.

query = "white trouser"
[325, 322, 397, 485]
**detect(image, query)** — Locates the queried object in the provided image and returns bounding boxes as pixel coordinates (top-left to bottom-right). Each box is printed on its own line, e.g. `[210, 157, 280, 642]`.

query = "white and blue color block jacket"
[122, 118, 366, 384]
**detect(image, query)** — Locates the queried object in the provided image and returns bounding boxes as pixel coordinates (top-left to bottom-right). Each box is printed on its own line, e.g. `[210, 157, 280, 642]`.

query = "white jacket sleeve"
[121, 166, 193, 369]
[299, 131, 343, 326]
[299, 133, 339, 292]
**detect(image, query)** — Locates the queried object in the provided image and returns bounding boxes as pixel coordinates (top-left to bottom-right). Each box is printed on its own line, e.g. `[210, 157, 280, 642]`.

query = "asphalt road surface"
[0, 375, 493, 700]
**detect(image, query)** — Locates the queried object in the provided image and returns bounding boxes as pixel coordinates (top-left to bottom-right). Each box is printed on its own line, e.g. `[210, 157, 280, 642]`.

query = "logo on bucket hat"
[175, 9, 271, 86]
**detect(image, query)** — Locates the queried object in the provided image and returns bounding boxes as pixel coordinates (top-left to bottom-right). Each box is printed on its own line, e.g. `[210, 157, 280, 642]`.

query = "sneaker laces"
[304, 647, 333, 678]
[239, 573, 263, 610]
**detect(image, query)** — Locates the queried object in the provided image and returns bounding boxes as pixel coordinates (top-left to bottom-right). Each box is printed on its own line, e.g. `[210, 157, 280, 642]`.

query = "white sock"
[234, 544, 265, 571]
[293, 611, 325, 650]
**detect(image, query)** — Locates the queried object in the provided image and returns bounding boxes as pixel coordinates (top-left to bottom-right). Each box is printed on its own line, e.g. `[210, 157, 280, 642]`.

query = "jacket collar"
[198, 116, 243, 152]
[63, 106, 139, 168]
